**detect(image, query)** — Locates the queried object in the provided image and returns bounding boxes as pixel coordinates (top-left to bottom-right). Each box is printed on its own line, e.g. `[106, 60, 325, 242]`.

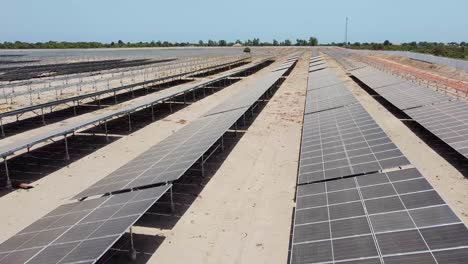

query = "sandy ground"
[0, 53, 287, 243]
[135, 52, 308, 264]
[325, 55, 468, 224]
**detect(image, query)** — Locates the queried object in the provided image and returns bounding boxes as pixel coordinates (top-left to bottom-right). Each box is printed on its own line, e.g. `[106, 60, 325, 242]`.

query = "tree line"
[334, 41, 468, 60]
[0, 37, 319, 49]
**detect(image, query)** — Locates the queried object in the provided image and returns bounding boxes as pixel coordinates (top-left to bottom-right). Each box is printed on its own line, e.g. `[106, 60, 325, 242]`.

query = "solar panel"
[307, 70, 349, 91]
[298, 104, 410, 184]
[304, 83, 357, 114]
[375, 82, 452, 110]
[0, 185, 171, 264]
[204, 57, 297, 116]
[75, 108, 246, 198]
[0, 58, 271, 159]
[351, 68, 405, 89]
[405, 100, 468, 158]
[75, 56, 299, 198]
[291, 168, 468, 264]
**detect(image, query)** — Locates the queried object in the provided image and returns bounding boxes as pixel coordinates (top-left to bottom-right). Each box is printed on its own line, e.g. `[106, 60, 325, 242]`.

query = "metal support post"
[129, 227, 137, 261]
[201, 155, 205, 177]
[170, 187, 175, 213]
[64, 136, 70, 160]
[151, 104, 155, 121]
[3, 157, 12, 190]
[0, 118, 5, 138]
[104, 122, 109, 142]
[41, 108, 46, 125]
[128, 114, 132, 132]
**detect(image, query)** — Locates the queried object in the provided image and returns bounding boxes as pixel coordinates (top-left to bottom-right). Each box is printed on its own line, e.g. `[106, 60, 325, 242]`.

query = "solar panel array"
[351, 67, 405, 89]
[0, 58, 271, 159]
[405, 100, 468, 158]
[0, 185, 170, 264]
[350, 65, 468, 159]
[305, 85, 357, 114]
[75, 55, 299, 199]
[204, 55, 299, 116]
[0, 54, 300, 264]
[75, 108, 246, 198]
[375, 82, 452, 110]
[290, 54, 468, 264]
[304, 62, 359, 114]
[319, 48, 368, 72]
[292, 168, 468, 264]
[299, 104, 410, 184]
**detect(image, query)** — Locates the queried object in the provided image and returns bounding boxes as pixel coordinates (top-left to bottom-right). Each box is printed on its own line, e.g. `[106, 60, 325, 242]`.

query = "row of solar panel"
[0, 55, 301, 264]
[75, 55, 299, 199]
[350, 66, 468, 159]
[289, 55, 468, 264]
[293, 169, 468, 264]
[0, 185, 171, 264]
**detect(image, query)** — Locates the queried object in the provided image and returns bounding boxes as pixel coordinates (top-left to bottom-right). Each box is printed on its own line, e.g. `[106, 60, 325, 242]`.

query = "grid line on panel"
[322, 119, 335, 263]
[294, 204, 459, 227]
[291, 168, 468, 264]
[1, 197, 109, 257]
[376, 170, 439, 263]
[0, 186, 170, 264]
[296, 188, 435, 212]
[404, 100, 468, 159]
[54, 186, 169, 264]
[297, 171, 426, 198]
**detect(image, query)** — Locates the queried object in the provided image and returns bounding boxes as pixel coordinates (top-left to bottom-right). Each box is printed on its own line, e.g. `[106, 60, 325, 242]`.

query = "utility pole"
[345, 17, 349, 47]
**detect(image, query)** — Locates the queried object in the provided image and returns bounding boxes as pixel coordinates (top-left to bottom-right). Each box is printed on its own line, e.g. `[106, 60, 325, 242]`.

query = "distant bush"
[243, 47, 251, 53]
[347, 41, 468, 60]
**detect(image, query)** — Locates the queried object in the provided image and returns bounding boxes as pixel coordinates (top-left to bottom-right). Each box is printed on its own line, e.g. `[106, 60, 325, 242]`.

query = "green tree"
[252, 38, 260, 46]
[308, 37, 318, 46]
[218, 40, 227, 46]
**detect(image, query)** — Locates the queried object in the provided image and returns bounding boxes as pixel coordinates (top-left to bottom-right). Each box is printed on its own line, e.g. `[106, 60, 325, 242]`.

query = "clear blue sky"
[2, 0, 467, 44]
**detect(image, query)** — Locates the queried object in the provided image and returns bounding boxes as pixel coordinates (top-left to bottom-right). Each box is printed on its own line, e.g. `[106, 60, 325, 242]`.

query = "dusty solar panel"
[0, 185, 170, 264]
[76, 57, 298, 199]
[204, 57, 297, 116]
[405, 100, 468, 158]
[204, 71, 284, 116]
[291, 168, 468, 264]
[304, 81, 357, 114]
[75, 108, 246, 199]
[352, 68, 405, 89]
[298, 104, 409, 184]
[376, 82, 452, 110]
